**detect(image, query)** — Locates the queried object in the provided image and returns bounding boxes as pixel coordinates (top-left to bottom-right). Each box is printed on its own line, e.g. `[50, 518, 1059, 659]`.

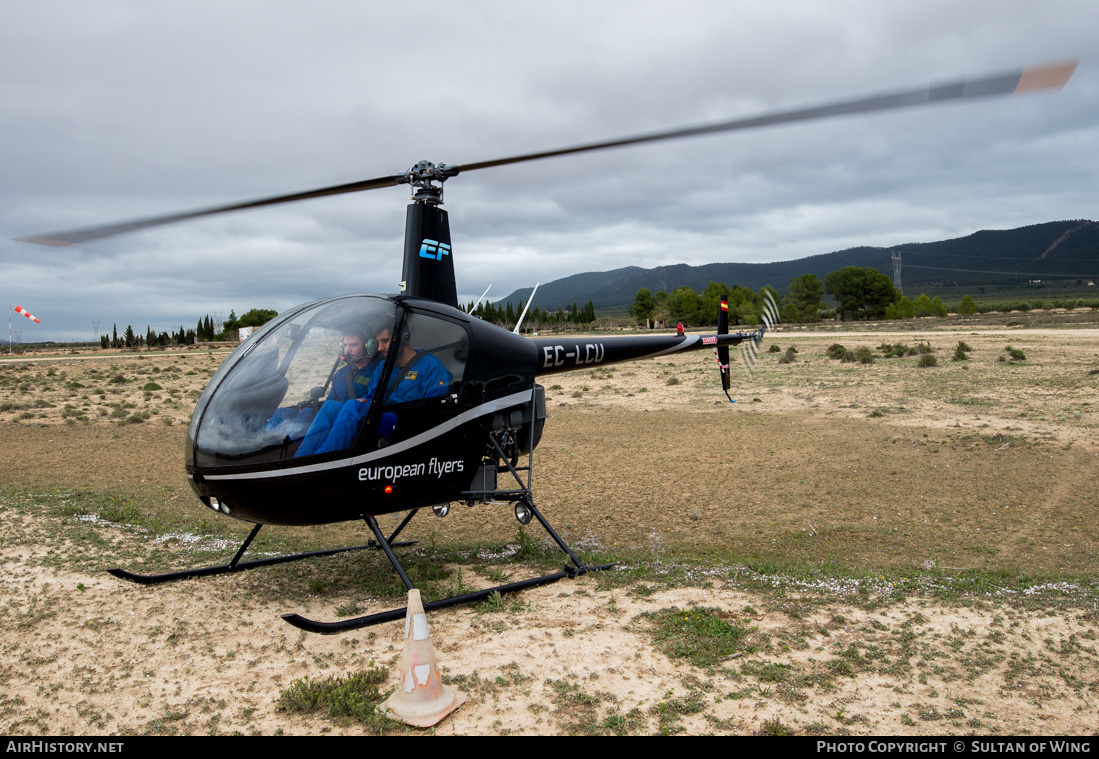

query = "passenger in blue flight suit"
[265, 329, 380, 439]
[294, 327, 451, 457]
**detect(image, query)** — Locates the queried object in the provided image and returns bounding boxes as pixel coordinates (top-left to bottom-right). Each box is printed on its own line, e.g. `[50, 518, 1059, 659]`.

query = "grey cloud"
[2, 0, 1096, 340]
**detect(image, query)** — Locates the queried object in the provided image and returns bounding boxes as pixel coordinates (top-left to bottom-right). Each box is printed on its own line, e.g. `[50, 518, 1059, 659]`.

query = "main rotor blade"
[20, 60, 1075, 248]
[453, 60, 1077, 175]
[20, 173, 407, 247]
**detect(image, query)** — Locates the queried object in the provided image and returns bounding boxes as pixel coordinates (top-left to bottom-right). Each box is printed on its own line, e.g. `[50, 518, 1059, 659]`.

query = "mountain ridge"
[496, 219, 1099, 311]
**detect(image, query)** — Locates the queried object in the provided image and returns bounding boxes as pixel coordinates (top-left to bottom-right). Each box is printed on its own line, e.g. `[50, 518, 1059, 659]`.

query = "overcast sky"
[2, 1, 1096, 341]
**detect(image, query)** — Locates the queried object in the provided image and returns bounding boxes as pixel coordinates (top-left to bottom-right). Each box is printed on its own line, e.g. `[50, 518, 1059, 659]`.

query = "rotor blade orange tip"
[1015, 60, 1078, 94]
[16, 236, 74, 248]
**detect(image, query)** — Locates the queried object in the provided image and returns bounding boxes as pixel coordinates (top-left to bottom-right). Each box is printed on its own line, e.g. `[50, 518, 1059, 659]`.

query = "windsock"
[14, 306, 40, 323]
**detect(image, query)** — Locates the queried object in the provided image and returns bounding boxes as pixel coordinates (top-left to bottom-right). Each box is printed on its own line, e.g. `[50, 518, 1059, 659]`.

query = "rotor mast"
[400, 161, 459, 308]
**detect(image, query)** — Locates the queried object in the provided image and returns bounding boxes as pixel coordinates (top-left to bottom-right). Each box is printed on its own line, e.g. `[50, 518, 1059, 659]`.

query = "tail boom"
[531, 331, 755, 377]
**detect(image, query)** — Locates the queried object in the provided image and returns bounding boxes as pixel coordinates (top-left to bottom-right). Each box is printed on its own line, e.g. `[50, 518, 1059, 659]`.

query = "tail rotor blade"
[762, 290, 780, 329]
[738, 345, 755, 380]
[746, 337, 760, 363]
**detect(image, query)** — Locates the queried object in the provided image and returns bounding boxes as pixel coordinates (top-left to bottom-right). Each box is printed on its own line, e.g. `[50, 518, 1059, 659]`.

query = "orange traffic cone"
[380, 589, 467, 727]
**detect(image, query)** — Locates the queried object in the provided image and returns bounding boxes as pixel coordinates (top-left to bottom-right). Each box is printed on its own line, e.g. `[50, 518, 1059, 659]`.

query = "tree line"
[629, 266, 1099, 326]
[463, 298, 598, 332]
[629, 282, 777, 327]
[98, 308, 278, 349]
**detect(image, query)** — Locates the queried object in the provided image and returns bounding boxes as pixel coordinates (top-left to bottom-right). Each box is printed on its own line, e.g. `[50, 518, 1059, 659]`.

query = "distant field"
[1, 315, 1097, 735]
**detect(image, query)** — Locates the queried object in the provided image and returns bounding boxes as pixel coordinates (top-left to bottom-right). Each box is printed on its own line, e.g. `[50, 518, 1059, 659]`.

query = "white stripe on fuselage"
[200, 389, 534, 481]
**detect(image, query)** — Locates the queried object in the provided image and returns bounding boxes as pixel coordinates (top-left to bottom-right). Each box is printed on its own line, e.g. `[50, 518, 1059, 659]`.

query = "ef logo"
[419, 239, 451, 261]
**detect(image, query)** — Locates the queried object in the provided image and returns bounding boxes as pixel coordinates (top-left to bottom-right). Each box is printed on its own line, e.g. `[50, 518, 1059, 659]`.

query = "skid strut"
[282, 409, 613, 634]
[281, 498, 612, 634]
[106, 520, 419, 585]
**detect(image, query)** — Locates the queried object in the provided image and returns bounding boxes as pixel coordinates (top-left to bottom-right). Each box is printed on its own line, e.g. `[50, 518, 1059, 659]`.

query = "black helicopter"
[22, 61, 1075, 633]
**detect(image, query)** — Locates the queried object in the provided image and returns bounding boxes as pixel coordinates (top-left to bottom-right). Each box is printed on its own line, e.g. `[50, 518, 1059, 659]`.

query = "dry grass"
[0, 318, 1097, 735]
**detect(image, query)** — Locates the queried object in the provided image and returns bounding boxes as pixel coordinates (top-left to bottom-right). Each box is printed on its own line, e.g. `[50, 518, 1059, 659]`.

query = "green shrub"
[1005, 346, 1026, 361]
[640, 606, 755, 667]
[827, 343, 849, 360]
[854, 346, 874, 364]
[917, 354, 938, 367]
[878, 342, 909, 358]
[278, 668, 395, 732]
[758, 717, 796, 736]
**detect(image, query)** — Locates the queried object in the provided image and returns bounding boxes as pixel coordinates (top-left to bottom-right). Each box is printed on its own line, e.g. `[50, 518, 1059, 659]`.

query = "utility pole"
[891, 251, 903, 295]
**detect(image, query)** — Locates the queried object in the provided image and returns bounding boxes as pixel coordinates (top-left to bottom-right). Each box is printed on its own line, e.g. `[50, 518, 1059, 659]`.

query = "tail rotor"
[714, 290, 780, 398]
[735, 290, 781, 382]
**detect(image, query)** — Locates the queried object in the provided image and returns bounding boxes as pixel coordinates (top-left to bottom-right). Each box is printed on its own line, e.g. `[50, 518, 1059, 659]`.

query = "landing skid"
[282, 426, 614, 634]
[106, 517, 419, 586]
[282, 498, 613, 634]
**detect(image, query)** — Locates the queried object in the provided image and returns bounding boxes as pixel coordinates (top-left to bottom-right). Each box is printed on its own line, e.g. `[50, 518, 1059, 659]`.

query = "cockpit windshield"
[189, 295, 398, 468]
[188, 296, 472, 470]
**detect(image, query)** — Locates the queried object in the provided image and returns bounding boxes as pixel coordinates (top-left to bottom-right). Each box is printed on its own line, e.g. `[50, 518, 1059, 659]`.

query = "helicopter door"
[287, 306, 469, 458]
[361, 310, 468, 447]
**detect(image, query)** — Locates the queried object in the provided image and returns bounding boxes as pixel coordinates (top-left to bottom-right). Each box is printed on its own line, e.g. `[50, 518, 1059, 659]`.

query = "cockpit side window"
[279, 309, 471, 458]
[380, 312, 467, 405]
[361, 310, 468, 447]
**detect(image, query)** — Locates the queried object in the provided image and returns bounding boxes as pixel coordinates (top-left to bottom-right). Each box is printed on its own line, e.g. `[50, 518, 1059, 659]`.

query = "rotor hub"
[404, 161, 459, 205]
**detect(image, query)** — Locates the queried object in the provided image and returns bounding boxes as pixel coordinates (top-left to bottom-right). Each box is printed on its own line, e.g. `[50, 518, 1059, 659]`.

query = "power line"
[903, 253, 1099, 263]
[902, 263, 1098, 278]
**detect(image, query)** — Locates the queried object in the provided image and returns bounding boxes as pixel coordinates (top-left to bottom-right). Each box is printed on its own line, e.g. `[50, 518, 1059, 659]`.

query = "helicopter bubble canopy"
[185, 295, 479, 476]
[187, 295, 401, 469]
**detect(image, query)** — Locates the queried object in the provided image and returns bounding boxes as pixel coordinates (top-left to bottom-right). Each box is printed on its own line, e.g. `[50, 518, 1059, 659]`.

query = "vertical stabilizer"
[401, 203, 458, 307]
[716, 298, 731, 395]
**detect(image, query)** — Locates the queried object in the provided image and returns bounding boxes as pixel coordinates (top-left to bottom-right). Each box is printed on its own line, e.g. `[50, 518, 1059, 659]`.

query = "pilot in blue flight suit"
[265, 328, 381, 439]
[294, 326, 450, 457]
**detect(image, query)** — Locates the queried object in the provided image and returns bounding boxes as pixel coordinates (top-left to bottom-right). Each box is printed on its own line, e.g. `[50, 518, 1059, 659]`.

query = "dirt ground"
[1, 321, 1097, 736]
